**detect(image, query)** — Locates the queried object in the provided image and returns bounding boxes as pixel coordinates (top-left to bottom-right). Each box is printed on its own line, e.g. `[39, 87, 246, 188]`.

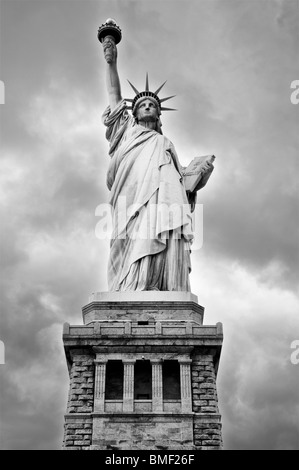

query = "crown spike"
[154, 80, 167, 95]
[127, 80, 140, 95]
[145, 73, 149, 92]
[160, 95, 176, 103]
[161, 107, 177, 111]
[125, 98, 134, 102]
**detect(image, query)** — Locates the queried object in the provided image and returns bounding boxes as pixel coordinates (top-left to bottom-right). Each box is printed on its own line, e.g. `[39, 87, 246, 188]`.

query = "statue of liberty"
[98, 20, 214, 292]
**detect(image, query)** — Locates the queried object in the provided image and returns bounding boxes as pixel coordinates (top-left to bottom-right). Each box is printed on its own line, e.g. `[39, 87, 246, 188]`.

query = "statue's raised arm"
[98, 19, 122, 110]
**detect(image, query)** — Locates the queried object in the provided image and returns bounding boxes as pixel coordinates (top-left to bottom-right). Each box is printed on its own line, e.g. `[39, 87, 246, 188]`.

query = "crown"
[126, 73, 177, 115]
[98, 18, 122, 45]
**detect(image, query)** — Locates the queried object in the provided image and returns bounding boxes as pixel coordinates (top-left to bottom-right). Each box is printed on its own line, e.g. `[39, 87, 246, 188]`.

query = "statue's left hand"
[187, 191, 197, 213]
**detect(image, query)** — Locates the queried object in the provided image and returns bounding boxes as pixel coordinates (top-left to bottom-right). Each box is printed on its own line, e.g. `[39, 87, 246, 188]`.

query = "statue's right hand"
[103, 36, 117, 64]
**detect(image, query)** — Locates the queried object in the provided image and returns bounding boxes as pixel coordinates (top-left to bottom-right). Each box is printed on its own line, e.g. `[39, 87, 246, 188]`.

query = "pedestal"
[62, 292, 223, 450]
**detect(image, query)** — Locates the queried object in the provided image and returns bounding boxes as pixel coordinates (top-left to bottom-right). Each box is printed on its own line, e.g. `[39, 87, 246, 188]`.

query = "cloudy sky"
[0, 0, 298, 450]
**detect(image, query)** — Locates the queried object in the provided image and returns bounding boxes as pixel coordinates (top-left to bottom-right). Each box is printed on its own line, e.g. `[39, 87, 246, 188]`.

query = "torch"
[97, 18, 122, 45]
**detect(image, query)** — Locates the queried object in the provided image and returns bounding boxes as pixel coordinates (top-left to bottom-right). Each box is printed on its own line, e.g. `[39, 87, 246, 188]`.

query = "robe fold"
[103, 100, 194, 292]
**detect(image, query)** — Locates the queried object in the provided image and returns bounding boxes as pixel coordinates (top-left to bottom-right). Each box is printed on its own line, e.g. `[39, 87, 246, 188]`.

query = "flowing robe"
[103, 100, 194, 292]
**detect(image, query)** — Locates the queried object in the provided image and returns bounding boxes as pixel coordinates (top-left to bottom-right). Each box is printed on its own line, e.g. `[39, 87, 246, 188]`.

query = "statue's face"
[136, 99, 158, 122]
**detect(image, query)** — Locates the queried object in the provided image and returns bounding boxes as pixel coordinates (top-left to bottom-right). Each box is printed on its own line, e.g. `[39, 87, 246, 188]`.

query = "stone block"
[211, 434, 222, 440]
[72, 378, 85, 384]
[67, 424, 84, 430]
[70, 401, 84, 406]
[65, 432, 79, 439]
[134, 401, 152, 413]
[78, 395, 92, 400]
[207, 423, 222, 429]
[204, 366, 214, 372]
[71, 372, 80, 378]
[202, 440, 221, 446]
[205, 377, 215, 383]
[105, 401, 123, 413]
[208, 400, 218, 406]
[194, 423, 206, 429]
[75, 429, 89, 435]
[199, 383, 216, 389]
[200, 371, 214, 378]
[77, 406, 93, 413]
[194, 357, 213, 364]
[74, 440, 87, 446]
[194, 434, 210, 440]
[163, 401, 181, 413]
[71, 389, 84, 396]
[201, 406, 217, 413]
[193, 400, 208, 406]
[194, 377, 205, 383]
[193, 378, 206, 387]
[205, 428, 221, 435]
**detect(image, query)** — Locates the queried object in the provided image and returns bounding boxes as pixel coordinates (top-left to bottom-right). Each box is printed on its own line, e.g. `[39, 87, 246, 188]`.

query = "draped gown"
[103, 100, 194, 292]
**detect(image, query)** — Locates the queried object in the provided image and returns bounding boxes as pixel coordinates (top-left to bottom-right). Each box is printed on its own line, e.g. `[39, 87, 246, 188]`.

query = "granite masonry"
[62, 292, 223, 450]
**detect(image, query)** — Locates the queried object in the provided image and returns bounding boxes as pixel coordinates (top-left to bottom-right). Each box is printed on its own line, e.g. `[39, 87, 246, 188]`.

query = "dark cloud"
[0, 323, 68, 450]
[218, 318, 299, 450]
[190, 255, 299, 450]
[203, 184, 299, 292]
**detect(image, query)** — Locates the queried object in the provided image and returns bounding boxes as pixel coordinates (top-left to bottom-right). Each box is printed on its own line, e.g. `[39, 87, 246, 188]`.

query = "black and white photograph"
[0, 0, 298, 451]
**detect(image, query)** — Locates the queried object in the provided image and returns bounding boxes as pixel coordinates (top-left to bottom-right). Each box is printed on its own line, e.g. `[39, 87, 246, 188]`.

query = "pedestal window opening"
[134, 360, 152, 400]
[105, 360, 124, 400]
[163, 360, 181, 400]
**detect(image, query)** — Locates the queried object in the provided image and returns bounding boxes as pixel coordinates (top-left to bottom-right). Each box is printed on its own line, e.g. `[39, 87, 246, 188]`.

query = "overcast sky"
[0, 0, 298, 450]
